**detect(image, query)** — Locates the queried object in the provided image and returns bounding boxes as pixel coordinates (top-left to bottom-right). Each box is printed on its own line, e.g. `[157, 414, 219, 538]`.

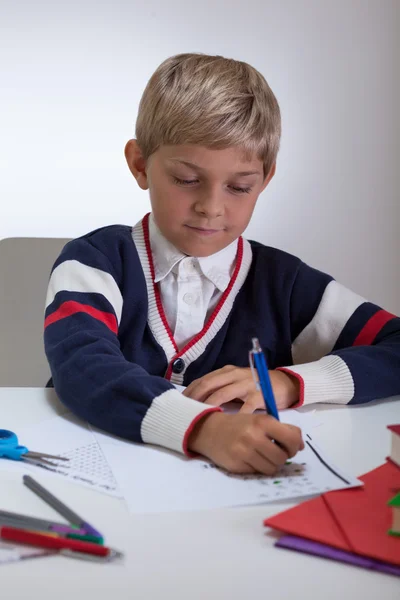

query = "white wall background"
[1, 0, 399, 312]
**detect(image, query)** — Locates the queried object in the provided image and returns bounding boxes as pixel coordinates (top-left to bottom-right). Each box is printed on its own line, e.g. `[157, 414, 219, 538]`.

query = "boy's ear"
[261, 163, 276, 192]
[124, 139, 149, 190]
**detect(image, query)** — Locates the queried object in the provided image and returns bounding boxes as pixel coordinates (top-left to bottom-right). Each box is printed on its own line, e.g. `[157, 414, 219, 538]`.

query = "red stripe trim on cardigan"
[352, 310, 396, 346]
[44, 300, 118, 334]
[276, 368, 305, 408]
[142, 214, 244, 381]
[143, 213, 179, 354]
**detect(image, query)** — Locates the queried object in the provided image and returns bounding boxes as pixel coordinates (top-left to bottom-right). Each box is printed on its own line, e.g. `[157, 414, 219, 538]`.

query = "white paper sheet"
[92, 411, 361, 514]
[0, 413, 121, 497]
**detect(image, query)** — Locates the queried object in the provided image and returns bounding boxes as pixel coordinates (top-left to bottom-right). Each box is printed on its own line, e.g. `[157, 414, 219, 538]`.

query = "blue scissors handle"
[0, 429, 29, 460]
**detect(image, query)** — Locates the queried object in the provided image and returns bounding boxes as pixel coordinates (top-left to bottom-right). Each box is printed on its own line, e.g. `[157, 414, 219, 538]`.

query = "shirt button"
[172, 358, 185, 374]
[183, 292, 195, 305]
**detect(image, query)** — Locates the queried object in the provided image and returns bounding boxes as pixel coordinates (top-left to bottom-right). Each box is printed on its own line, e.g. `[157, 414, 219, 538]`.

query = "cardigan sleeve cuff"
[140, 388, 221, 456]
[277, 355, 354, 407]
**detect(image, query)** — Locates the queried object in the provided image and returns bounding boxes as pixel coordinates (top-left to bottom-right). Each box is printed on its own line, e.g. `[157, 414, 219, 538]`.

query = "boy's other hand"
[182, 366, 300, 412]
[187, 412, 304, 475]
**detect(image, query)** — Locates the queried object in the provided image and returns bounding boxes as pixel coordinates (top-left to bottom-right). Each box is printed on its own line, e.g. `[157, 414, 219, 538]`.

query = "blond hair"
[135, 53, 281, 176]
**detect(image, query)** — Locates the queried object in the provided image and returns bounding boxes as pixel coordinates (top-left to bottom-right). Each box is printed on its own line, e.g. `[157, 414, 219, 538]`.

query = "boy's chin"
[175, 233, 232, 257]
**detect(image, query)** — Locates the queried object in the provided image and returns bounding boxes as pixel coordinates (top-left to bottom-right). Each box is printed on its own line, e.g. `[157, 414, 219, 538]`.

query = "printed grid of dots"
[59, 443, 117, 486]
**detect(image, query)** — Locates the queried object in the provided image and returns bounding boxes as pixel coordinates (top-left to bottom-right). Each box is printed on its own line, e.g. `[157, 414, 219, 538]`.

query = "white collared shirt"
[149, 215, 237, 349]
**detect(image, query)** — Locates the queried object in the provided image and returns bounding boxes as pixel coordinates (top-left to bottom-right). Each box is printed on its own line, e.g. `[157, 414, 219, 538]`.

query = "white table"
[1, 388, 399, 600]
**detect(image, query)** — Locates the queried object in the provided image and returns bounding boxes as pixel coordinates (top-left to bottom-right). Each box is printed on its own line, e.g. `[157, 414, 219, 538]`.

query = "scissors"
[0, 429, 69, 467]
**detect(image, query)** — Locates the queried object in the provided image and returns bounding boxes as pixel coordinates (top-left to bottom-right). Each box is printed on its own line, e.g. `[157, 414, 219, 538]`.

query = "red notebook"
[264, 461, 400, 566]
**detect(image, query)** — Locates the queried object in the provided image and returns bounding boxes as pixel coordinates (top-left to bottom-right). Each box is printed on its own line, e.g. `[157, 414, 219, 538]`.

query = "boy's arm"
[279, 262, 400, 406]
[44, 237, 219, 454]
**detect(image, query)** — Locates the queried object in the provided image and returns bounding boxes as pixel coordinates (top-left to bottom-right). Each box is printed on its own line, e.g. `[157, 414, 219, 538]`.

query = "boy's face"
[125, 142, 275, 257]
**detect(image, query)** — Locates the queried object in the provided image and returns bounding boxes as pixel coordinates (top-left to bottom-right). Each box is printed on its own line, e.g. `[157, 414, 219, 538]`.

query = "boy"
[44, 53, 400, 475]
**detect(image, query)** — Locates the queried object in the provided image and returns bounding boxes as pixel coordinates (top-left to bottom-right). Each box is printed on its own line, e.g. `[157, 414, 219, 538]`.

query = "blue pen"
[249, 338, 280, 420]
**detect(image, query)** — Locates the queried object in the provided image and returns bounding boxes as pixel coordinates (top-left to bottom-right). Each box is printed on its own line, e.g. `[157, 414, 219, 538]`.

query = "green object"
[285, 461, 292, 465]
[273, 480, 281, 484]
[387, 529, 400, 537]
[388, 493, 400, 507]
[66, 533, 104, 545]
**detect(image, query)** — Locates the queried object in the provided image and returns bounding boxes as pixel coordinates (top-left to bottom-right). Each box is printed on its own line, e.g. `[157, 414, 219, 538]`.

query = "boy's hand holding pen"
[187, 338, 304, 475]
[188, 412, 304, 475]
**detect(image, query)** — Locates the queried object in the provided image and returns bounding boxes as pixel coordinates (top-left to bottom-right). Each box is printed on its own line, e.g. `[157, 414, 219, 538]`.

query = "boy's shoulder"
[247, 238, 303, 272]
[247, 238, 334, 294]
[64, 224, 134, 254]
[54, 224, 137, 277]
[75, 224, 133, 245]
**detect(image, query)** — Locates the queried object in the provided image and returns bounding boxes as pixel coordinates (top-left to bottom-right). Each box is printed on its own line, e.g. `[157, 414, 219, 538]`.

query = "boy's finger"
[184, 378, 226, 402]
[238, 395, 263, 413]
[253, 435, 289, 467]
[238, 401, 257, 414]
[183, 370, 229, 399]
[186, 370, 251, 402]
[244, 451, 279, 476]
[285, 424, 305, 450]
[219, 458, 256, 475]
[260, 418, 303, 458]
[203, 380, 254, 406]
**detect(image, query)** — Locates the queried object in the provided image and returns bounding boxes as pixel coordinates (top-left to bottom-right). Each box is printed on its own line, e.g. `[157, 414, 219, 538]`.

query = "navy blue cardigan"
[44, 215, 400, 454]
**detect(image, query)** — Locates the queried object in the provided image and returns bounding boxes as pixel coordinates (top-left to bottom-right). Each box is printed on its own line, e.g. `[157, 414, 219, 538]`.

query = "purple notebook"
[276, 535, 400, 577]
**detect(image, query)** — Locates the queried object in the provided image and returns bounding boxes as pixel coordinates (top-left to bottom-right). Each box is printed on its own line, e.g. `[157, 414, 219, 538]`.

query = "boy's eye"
[173, 177, 198, 186]
[172, 177, 251, 194]
[229, 185, 252, 194]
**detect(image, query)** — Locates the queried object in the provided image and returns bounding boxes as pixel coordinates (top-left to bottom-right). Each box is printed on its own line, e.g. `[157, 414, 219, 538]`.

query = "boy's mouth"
[185, 225, 223, 236]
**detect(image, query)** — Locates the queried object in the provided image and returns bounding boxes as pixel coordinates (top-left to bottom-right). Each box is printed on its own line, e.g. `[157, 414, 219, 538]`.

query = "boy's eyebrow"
[167, 158, 261, 177]
[167, 159, 203, 170]
[234, 170, 261, 177]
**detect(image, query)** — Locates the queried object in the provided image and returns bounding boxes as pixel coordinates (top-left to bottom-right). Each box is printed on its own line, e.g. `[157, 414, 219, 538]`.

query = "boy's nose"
[194, 189, 224, 218]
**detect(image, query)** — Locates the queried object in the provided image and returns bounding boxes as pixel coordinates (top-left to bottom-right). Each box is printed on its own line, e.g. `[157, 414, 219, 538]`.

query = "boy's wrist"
[282, 371, 300, 405]
[187, 412, 225, 456]
[271, 369, 300, 409]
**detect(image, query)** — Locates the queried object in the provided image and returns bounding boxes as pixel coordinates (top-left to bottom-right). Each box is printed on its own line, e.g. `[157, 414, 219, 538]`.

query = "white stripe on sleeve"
[45, 260, 123, 323]
[292, 280, 365, 364]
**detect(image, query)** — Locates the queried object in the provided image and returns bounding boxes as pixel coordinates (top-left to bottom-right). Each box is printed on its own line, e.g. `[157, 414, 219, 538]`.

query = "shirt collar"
[148, 214, 238, 292]
[149, 214, 185, 282]
[196, 242, 237, 292]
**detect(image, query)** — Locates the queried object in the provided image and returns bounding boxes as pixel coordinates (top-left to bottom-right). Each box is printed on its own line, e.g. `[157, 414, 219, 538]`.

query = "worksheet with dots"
[93, 418, 362, 514]
[0, 413, 120, 497]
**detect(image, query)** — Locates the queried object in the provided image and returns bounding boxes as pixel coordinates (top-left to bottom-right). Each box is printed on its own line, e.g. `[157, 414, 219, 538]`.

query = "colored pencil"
[23, 475, 102, 538]
[0, 526, 112, 557]
[0, 516, 86, 536]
